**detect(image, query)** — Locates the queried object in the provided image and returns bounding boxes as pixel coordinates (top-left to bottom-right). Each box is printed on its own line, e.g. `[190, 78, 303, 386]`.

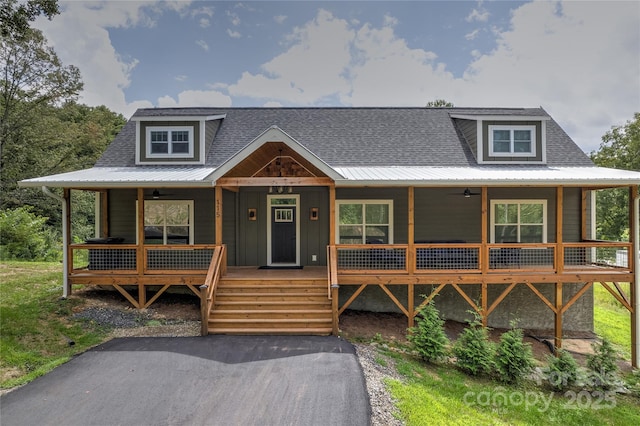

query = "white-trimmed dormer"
[451, 114, 550, 165]
[133, 114, 225, 165]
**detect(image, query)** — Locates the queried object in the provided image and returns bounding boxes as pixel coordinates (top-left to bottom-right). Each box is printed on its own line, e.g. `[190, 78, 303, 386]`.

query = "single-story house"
[20, 107, 640, 365]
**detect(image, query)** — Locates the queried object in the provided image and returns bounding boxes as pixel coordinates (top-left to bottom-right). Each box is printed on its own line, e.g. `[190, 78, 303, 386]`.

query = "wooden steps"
[208, 277, 332, 335]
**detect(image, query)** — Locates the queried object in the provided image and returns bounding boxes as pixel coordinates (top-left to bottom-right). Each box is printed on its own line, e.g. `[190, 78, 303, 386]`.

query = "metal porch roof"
[19, 167, 217, 188]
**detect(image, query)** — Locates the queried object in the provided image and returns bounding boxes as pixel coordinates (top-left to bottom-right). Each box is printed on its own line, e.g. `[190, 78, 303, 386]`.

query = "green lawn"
[0, 261, 109, 389]
[385, 351, 640, 425]
[594, 282, 631, 359]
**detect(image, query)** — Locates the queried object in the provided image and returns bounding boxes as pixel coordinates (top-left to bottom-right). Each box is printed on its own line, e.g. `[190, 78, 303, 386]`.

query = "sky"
[33, 0, 640, 154]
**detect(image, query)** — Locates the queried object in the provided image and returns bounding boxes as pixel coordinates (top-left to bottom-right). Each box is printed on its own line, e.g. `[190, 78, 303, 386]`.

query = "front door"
[267, 195, 300, 266]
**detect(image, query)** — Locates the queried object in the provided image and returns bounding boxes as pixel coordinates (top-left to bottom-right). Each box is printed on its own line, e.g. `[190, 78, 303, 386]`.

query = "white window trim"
[145, 126, 194, 158]
[490, 199, 547, 243]
[136, 200, 195, 245]
[488, 125, 536, 157]
[335, 200, 394, 244]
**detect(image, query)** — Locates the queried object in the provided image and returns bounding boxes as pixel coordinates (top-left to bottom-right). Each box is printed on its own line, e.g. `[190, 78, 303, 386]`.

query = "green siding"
[414, 188, 482, 242]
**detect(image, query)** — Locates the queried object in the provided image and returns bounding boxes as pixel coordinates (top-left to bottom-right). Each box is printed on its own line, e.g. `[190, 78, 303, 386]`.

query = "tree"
[426, 99, 454, 108]
[590, 113, 640, 241]
[1, 27, 83, 204]
[0, 0, 59, 39]
[591, 113, 640, 172]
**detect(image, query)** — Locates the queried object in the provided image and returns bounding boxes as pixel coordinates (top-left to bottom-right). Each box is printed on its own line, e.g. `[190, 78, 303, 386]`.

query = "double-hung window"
[489, 125, 536, 157]
[142, 200, 194, 245]
[336, 200, 393, 244]
[147, 127, 193, 157]
[490, 200, 547, 243]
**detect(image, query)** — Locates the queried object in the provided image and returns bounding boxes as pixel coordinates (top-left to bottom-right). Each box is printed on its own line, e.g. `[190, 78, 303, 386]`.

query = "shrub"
[0, 207, 60, 261]
[452, 311, 494, 376]
[494, 324, 535, 384]
[544, 349, 579, 391]
[407, 300, 449, 363]
[586, 338, 621, 390]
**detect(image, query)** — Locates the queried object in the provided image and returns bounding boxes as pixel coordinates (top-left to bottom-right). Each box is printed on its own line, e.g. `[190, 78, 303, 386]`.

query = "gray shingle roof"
[95, 107, 594, 168]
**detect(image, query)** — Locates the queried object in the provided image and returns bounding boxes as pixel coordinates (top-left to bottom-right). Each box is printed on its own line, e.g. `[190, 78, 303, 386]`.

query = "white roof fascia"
[208, 125, 344, 182]
[332, 166, 640, 187]
[130, 114, 226, 122]
[18, 167, 217, 189]
[449, 114, 551, 121]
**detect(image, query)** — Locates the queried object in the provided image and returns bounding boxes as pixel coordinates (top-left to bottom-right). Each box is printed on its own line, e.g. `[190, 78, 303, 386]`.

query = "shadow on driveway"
[0, 335, 370, 426]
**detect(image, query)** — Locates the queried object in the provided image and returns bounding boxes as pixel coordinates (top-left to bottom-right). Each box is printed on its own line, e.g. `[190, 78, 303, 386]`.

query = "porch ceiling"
[221, 142, 326, 178]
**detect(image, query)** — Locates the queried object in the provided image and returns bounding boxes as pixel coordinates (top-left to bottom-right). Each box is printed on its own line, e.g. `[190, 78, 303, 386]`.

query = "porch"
[66, 240, 635, 354]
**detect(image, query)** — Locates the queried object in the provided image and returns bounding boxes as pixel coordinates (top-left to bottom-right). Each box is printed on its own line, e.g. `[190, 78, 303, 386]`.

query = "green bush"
[452, 311, 495, 376]
[494, 324, 535, 384]
[586, 338, 622, 390]
[544, 349, 579, 391]
[407, 300, 449, 363]
[0, 207, 60, 261]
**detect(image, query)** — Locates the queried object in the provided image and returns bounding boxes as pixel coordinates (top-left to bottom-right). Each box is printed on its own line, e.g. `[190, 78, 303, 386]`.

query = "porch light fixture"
[248, 208, 257, 221]
[152, 189, 160, 199]
[464, 188, 471, 198]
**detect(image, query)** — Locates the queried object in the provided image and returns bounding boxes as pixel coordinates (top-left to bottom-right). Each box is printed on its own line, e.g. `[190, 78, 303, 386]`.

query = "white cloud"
[274, 15, 287, 24]
[459, 1, 640, 152]
[228, 9, 352, 104]
[465, 29, 480, 40]
[175, 75, 188, 82]
[466, 2, 489, 23]
[199, 18, 211, 28]
[227, 10, 240, 26]
[227, 29, 241, 39]
[157, 90, 232, 107]
[196, 39, 209, 51]
[33, 1, 160, 117]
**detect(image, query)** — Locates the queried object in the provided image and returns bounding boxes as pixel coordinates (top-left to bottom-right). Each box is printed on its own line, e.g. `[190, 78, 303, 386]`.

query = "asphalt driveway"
[0, 335, 370, 426]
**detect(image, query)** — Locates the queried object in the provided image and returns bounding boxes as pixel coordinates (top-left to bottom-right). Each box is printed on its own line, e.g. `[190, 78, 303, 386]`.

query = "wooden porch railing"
[199, 244, 227, 336]
[333, 241, 634, 275]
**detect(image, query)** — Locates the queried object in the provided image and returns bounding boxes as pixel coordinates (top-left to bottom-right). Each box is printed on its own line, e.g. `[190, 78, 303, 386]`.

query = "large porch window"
[336, 200, 393, 244]
[490, 200, 547, 243]
[141, 200, 194, 244]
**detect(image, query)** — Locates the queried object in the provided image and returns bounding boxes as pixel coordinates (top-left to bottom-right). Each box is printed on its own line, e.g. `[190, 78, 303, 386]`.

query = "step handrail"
[200, 244, 226, 336]
[327, 245, 338, 300]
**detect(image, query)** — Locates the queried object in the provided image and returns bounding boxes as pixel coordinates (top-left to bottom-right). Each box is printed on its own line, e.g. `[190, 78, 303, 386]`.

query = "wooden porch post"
[630, 185, 639, 367]
[481, 186, 488, 326]
[408, 186, 415, 328]
[554, 186, 564, 352]
[100, 190, 109, 238]
[136, 188, 145, 309]
[63, 189, 72, 297]
[329, 184, 336, 244]
[555, 282, 563, 352]
[215, 186, 223, 245]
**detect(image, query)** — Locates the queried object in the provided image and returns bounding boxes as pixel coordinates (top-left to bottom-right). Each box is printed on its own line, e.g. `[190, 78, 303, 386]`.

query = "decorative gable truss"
[451, 114, 550, 165]
[133, 114, 226, 165]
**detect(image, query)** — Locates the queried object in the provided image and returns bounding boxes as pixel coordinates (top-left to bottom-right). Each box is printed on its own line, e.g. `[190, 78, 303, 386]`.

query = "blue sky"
[35, 1, 639, 154]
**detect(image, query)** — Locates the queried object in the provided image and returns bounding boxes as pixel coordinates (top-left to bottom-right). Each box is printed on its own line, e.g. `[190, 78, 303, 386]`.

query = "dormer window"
[147, 127, 193, 157]
[488, 125, 536, 157]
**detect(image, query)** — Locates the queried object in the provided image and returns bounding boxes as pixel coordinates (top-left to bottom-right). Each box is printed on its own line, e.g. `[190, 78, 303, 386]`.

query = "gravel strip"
[354, 343, 405, 426]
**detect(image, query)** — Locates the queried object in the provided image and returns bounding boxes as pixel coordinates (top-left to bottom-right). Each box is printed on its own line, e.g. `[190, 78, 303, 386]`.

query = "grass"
[0, 261, 109, 389]
[593, 282, 631, 359]
[380, 348, 640, 425]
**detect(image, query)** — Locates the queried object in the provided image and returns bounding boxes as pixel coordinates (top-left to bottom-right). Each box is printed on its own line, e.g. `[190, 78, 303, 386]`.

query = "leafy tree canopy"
[426, 99, 454, 108]
[589, 113, 639, 241]
[0, 0, 59, 39]
[590, 112, 640, 171]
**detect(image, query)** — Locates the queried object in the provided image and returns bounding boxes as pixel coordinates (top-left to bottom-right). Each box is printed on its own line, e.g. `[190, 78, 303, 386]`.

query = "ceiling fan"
[448, 188, 481, 197]
[151, 189, 176, 199]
